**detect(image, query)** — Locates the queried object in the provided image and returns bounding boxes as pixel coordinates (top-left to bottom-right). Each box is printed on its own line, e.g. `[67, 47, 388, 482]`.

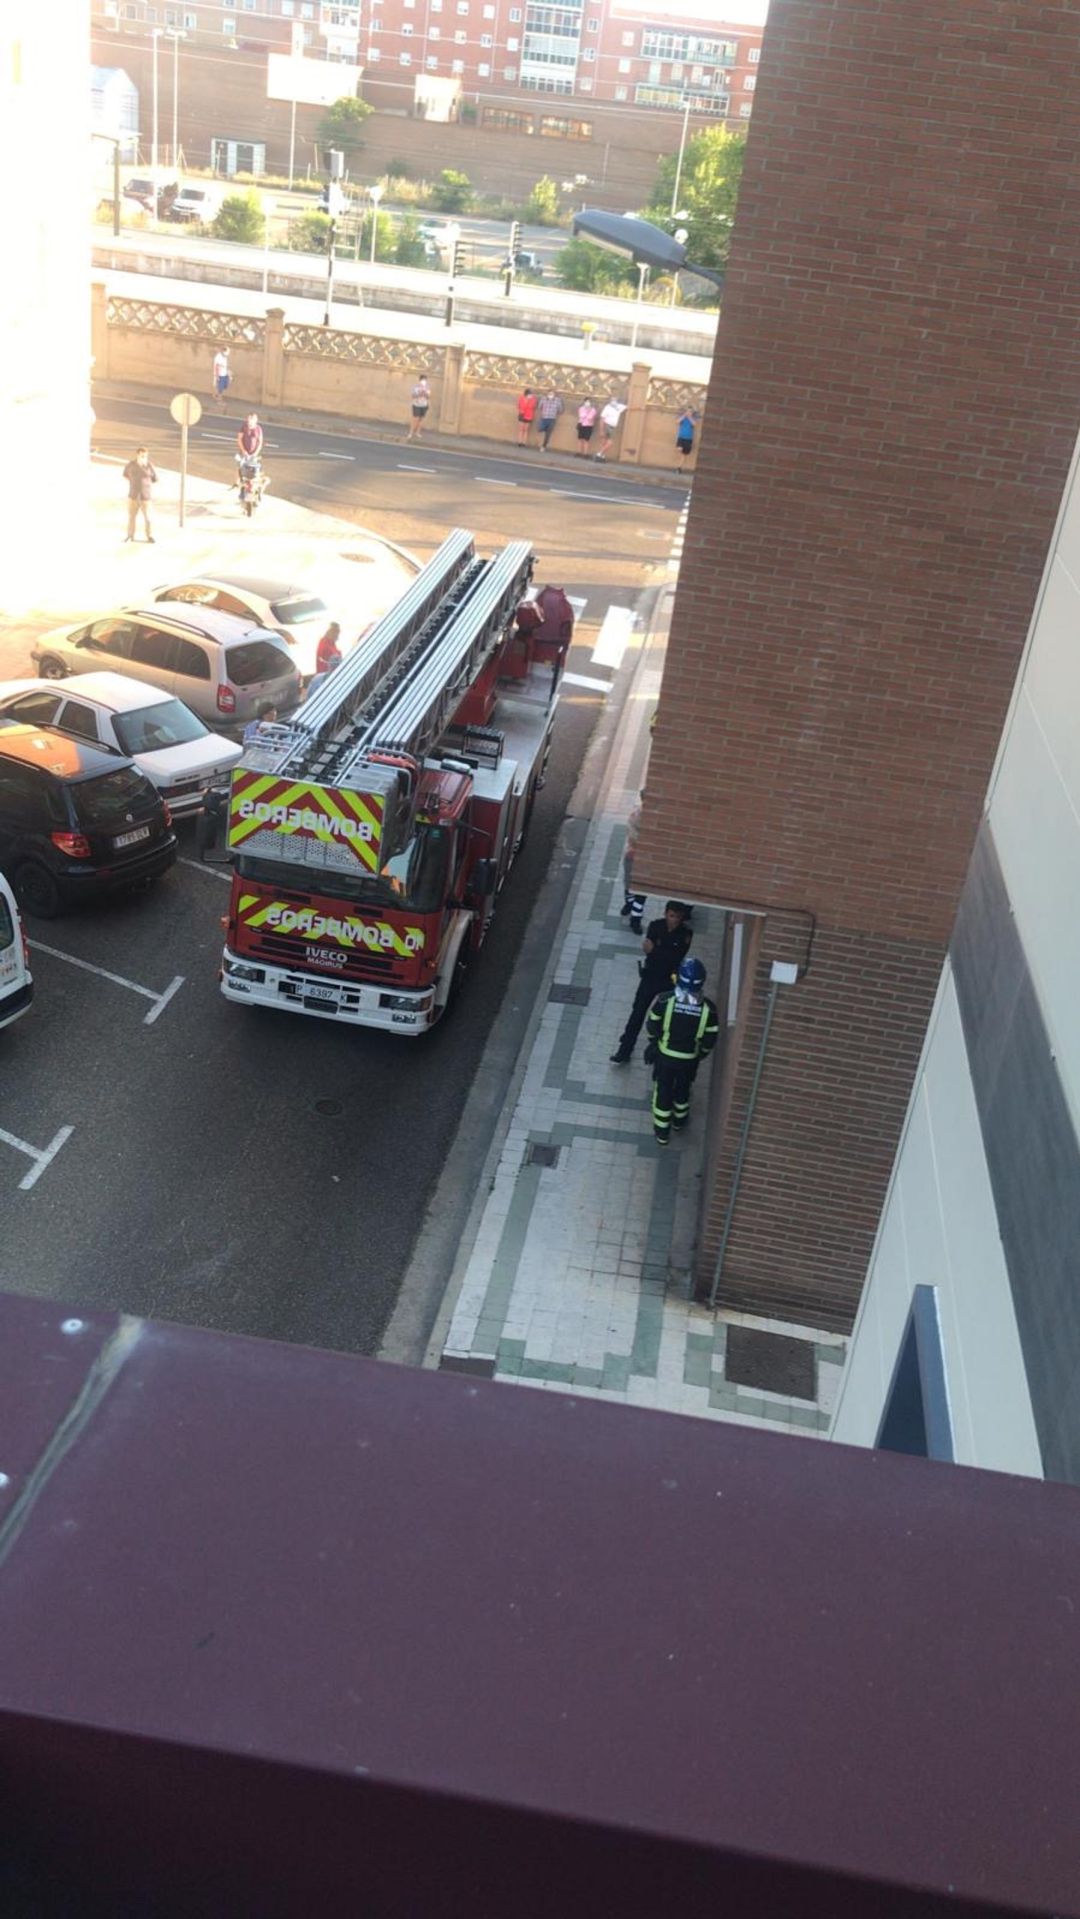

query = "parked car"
[0, 674, 242, 818]
[123, 175, 177, 217]
[507, 249, 543, 276]
[31, 605, 302, 736]
[168, 183, 223, 224]
[0, 726, 176, 919]
[146, 575, 338, 680]
[0, 870, 32, 1030]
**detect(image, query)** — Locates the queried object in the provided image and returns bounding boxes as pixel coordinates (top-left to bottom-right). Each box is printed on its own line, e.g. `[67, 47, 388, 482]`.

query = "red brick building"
[635, 0, 1080, 1331]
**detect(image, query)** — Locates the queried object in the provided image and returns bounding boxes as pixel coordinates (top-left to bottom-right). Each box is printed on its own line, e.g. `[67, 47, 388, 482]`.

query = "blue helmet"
[677, 956, 706, 993]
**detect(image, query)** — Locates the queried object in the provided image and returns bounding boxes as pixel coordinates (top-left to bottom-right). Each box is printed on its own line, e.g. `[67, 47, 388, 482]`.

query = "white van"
[169, 183, 224, 225]
[0, 871, 32, 1030]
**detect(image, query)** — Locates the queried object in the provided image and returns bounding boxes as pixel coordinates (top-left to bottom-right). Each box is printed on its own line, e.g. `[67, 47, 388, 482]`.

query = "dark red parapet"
[0, 1290, 1077, 1918]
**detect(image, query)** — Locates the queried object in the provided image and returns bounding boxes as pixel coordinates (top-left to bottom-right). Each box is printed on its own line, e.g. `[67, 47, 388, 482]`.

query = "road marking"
[397, 463, 437, 473]
[591, 604, 635, 671]
[30, 940, 186, 1026]
[562, 671, 612, 694]
[317, 451, 355, 461]
[552, 491, 632, 505]
[476, 477, 518, 487]
[179, 856, 232, 883]
[0, 1123, 75, 1192]
[200, 432, 235, 442]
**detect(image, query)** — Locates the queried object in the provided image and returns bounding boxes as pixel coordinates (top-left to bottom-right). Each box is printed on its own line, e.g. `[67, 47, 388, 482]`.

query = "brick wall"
[634, 0, 1080, 1328]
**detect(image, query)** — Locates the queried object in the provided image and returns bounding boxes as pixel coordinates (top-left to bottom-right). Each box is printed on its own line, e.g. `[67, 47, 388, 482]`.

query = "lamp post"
[368, 180, 384, 266]
[630, 260, 650, 350]
[670, 95, 692, 219]
[150, 28, 162, 195]
[262, 195, 275, 298]
[164, 30, 185, 170]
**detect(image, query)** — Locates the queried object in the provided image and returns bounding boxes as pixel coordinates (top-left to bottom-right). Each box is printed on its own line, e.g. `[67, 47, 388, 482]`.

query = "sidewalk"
[0, 457, 416, 678]
[437, 573, 847, 1432]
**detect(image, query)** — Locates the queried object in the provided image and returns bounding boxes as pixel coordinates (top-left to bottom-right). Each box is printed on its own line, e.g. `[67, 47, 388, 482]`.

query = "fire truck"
[218, 529, 561, 1034]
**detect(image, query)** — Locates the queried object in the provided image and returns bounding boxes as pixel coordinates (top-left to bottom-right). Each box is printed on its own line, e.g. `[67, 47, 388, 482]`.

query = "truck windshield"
[239, 823, 450, 916]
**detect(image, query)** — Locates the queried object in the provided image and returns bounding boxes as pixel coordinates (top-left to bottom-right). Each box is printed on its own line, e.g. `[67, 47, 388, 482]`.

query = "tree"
[357, 207, 396, 262]
[430, 168, 472, 213]
[212, 191, 264, 245]
[317, 94, 372, 160]
[288, 210, 332, 254]
[393, 212, 428, 268]
[555, 237, 635, 294]
[644, 124, 745, 270]
[525, 175, 561, 224]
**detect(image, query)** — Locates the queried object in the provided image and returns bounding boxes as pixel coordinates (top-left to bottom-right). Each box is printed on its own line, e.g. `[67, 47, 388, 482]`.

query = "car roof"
[0, 672, 171, 714]
[124, 604, 289, 648]
[164, 574, 309, 600]
[0, 724, 133, 781]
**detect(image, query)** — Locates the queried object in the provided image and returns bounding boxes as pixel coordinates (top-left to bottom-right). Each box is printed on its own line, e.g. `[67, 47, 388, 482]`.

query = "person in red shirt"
[315, 622, 343, 676]
[516, 388, 538, 447]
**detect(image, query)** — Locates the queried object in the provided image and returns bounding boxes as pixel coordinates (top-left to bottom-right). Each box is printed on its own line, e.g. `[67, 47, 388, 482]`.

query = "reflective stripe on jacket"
[646, 991, 719, 1062]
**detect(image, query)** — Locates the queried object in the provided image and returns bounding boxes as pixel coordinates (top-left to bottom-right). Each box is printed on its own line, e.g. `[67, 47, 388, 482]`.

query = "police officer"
[644, 956, 719, 1144]
[610, 900, 693, 1064]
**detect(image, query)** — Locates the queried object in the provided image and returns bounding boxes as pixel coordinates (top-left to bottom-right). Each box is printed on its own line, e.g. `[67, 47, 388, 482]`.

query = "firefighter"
[643, 956, 719, 1144]
[610, 900, 693, 1064]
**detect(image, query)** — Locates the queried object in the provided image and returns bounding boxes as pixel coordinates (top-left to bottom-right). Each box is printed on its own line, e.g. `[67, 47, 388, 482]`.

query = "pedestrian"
[610, 900, 694, 1065]
[236, 411, 264, 459]
[242, 701, 279, 747]
[537, 389, 563, 451]
[122, 446, 157, 544]
[596, 395, 626, 462]
[575, 397, 598, 456]
[315, 621, 343, 676]
[213, 346, 230, 410]
[534, 581, 575, 691]
[516, 387, 538, 447]
[644, 957, 719, 1144]
[675, 407, 699, 470]
[407, 374, 431, 441]
[620, 788, 646, 932]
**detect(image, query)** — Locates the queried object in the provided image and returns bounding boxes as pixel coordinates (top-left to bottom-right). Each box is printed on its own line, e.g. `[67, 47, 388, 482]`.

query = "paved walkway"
[439, 571, 847, 1433]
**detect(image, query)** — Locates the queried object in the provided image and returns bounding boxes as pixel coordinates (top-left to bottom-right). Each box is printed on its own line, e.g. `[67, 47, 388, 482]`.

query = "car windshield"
[0, 894, 14, 950]
[113, 699, 208, 756]
[72, 765, 158, 829]
[240, 824, 450, 915]
[226, 639, 294, 686]
[270, 596, 327, 625]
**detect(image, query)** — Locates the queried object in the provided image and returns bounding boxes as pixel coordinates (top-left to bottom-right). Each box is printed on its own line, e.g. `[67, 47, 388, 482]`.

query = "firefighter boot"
[652, 1080, 672, 1144]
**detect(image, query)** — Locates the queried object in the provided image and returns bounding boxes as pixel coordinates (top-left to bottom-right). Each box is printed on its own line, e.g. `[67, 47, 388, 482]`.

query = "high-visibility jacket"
[646, 989, 719, 1063]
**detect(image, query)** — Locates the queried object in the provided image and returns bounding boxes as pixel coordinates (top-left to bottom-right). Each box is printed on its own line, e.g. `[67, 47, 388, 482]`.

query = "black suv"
[0, 725, 177, 918]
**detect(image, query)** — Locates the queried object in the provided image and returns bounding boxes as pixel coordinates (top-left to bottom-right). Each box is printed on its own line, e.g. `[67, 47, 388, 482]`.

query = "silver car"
[31, 604, 302, 735]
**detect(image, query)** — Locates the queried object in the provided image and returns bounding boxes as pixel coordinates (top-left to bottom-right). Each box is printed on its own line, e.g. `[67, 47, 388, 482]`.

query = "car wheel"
[14, 861, 63, 919]
[38, 657, 67, 681]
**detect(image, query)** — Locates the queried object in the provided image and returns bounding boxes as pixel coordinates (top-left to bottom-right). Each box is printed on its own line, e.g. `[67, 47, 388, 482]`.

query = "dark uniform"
[611, 909, 693, 1062]
[645, 987, 719, 1142]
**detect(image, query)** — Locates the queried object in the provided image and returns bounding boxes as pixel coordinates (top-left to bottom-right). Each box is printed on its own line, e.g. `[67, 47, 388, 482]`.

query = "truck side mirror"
[471, 857, 497, 898]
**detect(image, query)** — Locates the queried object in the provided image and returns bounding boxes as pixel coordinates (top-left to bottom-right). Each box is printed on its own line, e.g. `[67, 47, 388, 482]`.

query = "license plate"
[113, 825, 151, 849]
[304, 984, 338, 1002]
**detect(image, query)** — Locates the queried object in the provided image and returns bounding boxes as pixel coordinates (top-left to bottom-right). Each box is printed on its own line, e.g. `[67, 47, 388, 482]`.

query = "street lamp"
[368, 180, 384, 267]
[150, 28, 162, 187]
[671, 95, 693, 219]
[630, 261, 650, 350]
[163, 30, 185, 171]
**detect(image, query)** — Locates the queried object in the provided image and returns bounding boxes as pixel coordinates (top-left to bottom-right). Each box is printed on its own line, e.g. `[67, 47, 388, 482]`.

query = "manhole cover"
[525, 1141, 561, 1168]
[314, 1098, 344, 1117]
[725, 1325, 816, 1399]
[548, 983, 590, 1006]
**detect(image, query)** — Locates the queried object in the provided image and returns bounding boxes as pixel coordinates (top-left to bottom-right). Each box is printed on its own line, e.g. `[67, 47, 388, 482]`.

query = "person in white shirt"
[596, 396, 626, 462]
[213, 347, 231, 410]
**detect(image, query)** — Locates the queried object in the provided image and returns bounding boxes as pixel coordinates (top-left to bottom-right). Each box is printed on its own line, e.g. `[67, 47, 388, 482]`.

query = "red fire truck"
[218, 530, 561, 1034]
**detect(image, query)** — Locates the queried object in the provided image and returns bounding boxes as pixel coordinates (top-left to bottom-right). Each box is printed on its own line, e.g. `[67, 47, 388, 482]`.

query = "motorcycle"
[236, 452, 267, 518]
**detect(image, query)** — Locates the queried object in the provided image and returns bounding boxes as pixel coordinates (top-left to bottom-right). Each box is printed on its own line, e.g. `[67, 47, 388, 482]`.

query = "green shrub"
[212, 191, 264, 245]
[430, 168, 472, 213]
[288, 210, 333, 254]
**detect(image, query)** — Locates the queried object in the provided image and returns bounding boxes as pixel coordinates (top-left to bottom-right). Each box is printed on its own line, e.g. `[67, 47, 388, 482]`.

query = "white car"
[0, 674, 242, 818]
[0, 871, 32, 1031]
[146, 575, 337, 680]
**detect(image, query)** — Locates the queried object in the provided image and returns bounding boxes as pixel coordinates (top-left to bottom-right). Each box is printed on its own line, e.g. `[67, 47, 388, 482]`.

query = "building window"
[454, 28, 466, 40]
[483, 2, 494, 12]
[617, 57, 629, 72]
[505, 34, 517, 48]
[585, 12, 596, 23]
[743, 74, 755, 89]
[431, 0, 442, 8]
[456, 2, 468, 12]
[614, 83, 627, 99]
[184, 6, 196, 18]
[670, 62, 683, 79]
[429, 25, 440, 36]
[301, 0, 314, 14]
[480, 31, 492, 44]
[401, 21, 412, 32]
[621, 29, 633, 45]
[280, 0, 293, 11]
[519, 73, 573, 92]
[426, 52, 438, 65]
[503, 63, 516, 77]
[222, 13, 235, 30]
[399, 48, 411, 62]
[581, 45, 593, 59]
[738, 100, 751, 116]
[368, 44, 380, 57]
[478, 59, 490, 72]
[452, 56, 464, 70]
[748, 45, 760, 62]
[578, 75, 592, 88]
[241, 0, 255, 11]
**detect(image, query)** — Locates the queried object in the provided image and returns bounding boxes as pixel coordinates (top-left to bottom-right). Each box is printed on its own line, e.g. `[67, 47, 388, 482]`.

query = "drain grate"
[725, 1325, 816, 1399]
[525, 1141, 561, 1169]
[548, 983, 591, 1006]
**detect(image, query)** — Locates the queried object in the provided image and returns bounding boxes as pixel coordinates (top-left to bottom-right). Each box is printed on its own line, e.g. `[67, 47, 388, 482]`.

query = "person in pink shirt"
[575, 398, 598, 455]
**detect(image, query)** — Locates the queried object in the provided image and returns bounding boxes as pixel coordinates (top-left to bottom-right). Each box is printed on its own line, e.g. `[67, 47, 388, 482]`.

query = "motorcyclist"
[237, 412, 264, 460]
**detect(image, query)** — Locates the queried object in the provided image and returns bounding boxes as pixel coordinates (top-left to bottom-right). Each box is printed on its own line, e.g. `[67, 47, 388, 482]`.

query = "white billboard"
[266, 55, 361, 107]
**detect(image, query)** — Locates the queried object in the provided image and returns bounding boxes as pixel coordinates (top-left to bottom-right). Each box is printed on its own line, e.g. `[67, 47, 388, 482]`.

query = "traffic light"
[452, 238, 466, 278]
[508, 220, 521, 263]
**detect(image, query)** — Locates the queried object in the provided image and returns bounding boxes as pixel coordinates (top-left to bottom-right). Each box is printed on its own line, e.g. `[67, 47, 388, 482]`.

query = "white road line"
[29, 940, 186, 1025]
[0, 1123, 75, 1192]
[476, 477, 518, 487]
[200, 432, 234, 441]
[94, 454, 127, 465]
[552, 490, 634, 505]
[179, 856, 232, 882]
[562, 671, 613, 694]
[397, 464, 437, 473]
[317, 451, 355, 460]
[591, 604, 635, 672]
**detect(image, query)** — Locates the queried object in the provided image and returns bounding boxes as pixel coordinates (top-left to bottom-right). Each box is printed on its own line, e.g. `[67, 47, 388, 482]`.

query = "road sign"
[169, 391, 203, 528]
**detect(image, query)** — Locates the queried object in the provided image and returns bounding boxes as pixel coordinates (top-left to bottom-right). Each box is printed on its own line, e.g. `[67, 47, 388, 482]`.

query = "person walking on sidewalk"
[407, 375, 431, 441]
[610, 900, 693, 1065]
[213, 346, 230, 409]
[620, 789, 646, 933]
[537, 389, 563, 450]
[122, 447, 157, 543]
[644, 956, 719, 1143]
[676, 407, 699, 470]
[516, 387, 538, 447]
[595, 396, 626, 462]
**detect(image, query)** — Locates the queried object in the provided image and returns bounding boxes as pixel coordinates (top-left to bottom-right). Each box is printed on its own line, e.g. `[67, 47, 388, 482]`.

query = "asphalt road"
[0, 398, 684, 1355]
